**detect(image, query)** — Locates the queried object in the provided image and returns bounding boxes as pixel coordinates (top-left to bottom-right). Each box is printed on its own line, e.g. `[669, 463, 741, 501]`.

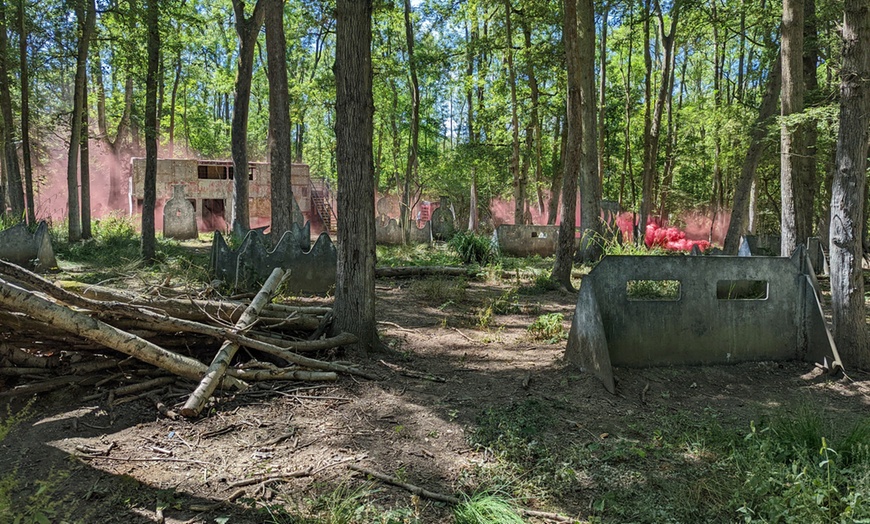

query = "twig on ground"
[379, 360, 446, 383]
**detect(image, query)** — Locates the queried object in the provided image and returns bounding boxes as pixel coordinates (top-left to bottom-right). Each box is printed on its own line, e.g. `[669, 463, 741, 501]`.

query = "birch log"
[0, 276, 245, 389]
[181, 268, 286, 417]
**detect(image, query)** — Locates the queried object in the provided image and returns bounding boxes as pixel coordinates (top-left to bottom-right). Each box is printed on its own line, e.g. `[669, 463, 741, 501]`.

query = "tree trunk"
[723, 54, 782, 254]
[522, 19, 544, 215]
[640, 0, 680, 241]
[781, 0, 807, 256]
[92, 45, 107, 138]
[0, 0, 23, 219]
[18, 0, 34, 225]
[466, 22, 479, 232]
[547, 115, 564, 225]
[333, 0, 379, 352]
[504, 0, 523, 225]
[402, 0, 420, 243]
[638, 0, 653, 241]
[230, 0, 265, 232]
[576, 0, 602, 262]
[265, 0, 293, 244]
[829, 0, 870, 369]
[66, 0, 95, 242]
[168, 54, 181, 157]
[551, 0, 580, 290]
[141, 0, 159, 263]
[803, 0, 819, 235]
[597, 2, 609, 185]
[80, 72, 91, 239]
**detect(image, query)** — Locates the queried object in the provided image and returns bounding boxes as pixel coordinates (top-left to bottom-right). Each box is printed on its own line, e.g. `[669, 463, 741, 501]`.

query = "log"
[374, 266, 474, 279]
[181, 268, 287, 418]
[0, 277, 245, 390]
[57, 281, 324, 324]
[225, 369, 338, 381]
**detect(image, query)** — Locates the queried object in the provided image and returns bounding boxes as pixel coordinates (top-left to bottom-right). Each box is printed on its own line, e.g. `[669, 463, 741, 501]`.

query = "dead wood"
[374, 266, 474, 279]
[181, 268, 287, 417]
[0, 277, 246, 390]
[378, 360, 446, 382]
[348, 464, 460, 505]
[347, 464, 577, 522]
[84, 376, 177, 401]
[224, 369, 338, 382]
[146, 393, 179, 420]
[0, 343, 59, 368]
[226, 467, 312, 489]
[57, 280, 324, 324]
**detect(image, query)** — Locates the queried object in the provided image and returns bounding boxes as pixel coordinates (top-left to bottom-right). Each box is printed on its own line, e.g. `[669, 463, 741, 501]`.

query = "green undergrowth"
[0, 402, 70, 524]
[377, 243, 462, 268]
[465, 398, 870, 523]
[51, 215, 211, 286]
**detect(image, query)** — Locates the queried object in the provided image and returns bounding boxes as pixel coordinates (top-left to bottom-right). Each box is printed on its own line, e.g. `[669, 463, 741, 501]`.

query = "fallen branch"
[0, 277, 246, 390]
[348, 464, 459, 505]
[375, 266, 474, 279]
[378, 360, 446, 382]
[226, 467, 312, 489]
[181, 268, 286, 417]
[348, 464, 577, 523]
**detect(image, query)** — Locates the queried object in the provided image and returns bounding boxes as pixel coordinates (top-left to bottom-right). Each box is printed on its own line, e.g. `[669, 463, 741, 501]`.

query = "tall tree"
[141, 0, 160, 263]
[0, 0, 24, 219]
[576, 0, 601, 262]
[829, 0, 870, 368]
[780, 0, 807, 256]
[551, 0, 581, 291]
[230, 0, 265, 232]
[80, 73, 91, 239]
[66, 0, 96, 242]
[504, 0, 524, 224]
[265, 0, 293, 243]
[723, 54, 782, 254]
[401, 0, 419, 242]
[639, 0, 680, 241]
[333, 0, 379, 352]
[465, 19, 479, 232]
[18, 0, 34, 225]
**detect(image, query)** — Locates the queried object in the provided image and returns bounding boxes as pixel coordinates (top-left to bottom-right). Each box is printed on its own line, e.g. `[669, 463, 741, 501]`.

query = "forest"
[1, 0, 870, 521]
[0, 0, 857, 235]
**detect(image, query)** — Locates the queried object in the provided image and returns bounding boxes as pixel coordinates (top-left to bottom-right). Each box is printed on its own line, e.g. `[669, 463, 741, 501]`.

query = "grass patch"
[51, 214, 212, 287]
[454, 491, 524, 524]
[527, 313, 567, 343]
[448, 232, 499, 266]
[464, 402, 870, 523]
[377, 243, 461, 267]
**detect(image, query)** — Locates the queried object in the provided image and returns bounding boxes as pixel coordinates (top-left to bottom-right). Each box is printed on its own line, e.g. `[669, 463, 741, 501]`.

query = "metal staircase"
[310, 178, 338, 234]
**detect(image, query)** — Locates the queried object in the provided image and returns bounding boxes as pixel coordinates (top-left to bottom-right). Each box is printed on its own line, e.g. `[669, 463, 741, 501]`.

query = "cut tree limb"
[181, 268, 287, 418]
[0, 276, 245, 390]
[374, 266, 475, 279]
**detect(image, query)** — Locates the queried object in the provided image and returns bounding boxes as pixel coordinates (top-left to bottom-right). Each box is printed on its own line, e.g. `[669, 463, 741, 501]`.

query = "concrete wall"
[566, 249, 841, 393]
[494, 224, 561, 257]
[211, 225, 335, 295]
[0, 222, 56, 272]
[130, 158, 311, 231]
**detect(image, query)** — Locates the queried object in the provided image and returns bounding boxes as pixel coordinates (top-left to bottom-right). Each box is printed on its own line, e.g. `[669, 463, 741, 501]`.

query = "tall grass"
[466, 400, 870, 522]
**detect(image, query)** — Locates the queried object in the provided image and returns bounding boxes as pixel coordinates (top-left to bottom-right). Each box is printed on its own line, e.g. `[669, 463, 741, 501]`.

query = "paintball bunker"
[566, 247, 842, 393]
[0, 221, 57, 272]
[210, 223, 336, 295]
[738, 235, 827, 275]
[493, 224, 560, 257]
[376, 216, 432, 245]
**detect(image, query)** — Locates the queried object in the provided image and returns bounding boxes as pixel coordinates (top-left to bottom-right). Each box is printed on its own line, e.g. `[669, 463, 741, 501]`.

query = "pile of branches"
[0, 260, 375, 417]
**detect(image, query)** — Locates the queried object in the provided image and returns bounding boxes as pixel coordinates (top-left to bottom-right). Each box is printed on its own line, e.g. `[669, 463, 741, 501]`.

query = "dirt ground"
[1, 269, 869, 523]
